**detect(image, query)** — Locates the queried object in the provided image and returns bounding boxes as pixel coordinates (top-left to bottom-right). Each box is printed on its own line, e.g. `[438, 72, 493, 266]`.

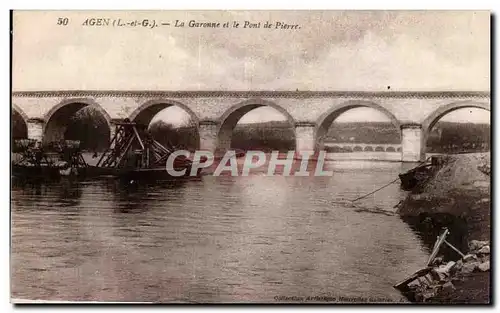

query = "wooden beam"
[426, 228, 449, 267]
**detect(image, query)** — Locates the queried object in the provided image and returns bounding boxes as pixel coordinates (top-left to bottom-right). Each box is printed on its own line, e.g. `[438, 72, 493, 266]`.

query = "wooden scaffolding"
[96, 121, 182, 169]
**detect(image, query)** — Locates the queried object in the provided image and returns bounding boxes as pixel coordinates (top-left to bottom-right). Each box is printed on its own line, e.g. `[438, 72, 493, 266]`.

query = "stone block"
[463, 254, 478, 262]
[451, 259, 463, 274]
[431, 270, 447, 282]
[461, 262, 479, 274]
[477, 245, 490, 255]
[442, 261, 456, 273]
[478, 261, 490, 272]
[469, 240, 489, 252]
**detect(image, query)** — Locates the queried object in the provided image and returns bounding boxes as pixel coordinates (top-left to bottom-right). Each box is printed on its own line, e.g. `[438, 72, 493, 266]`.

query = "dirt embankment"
[396, 153, 491, 304]
[398, 153, 490, 241]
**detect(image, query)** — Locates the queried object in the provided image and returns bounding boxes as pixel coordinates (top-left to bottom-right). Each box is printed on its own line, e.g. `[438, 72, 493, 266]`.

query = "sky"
[13, 11, 490, 125]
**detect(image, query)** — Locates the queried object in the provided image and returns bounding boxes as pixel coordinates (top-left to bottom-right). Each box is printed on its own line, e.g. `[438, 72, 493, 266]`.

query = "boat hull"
[398, 165, 433, 191]
[85, 165, 202, 181]
[12, 164, 66, 180]
[12, 164, 202, 181]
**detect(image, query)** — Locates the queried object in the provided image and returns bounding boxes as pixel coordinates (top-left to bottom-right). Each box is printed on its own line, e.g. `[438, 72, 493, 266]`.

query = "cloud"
[13, 11, 489, 91]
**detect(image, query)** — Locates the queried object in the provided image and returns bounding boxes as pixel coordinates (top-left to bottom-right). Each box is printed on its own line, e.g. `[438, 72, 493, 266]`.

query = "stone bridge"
[324, 142, 401, 152]
[11, 90, 490, 162]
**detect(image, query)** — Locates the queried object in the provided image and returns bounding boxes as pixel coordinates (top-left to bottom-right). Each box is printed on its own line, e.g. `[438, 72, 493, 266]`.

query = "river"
[11, 160, 432, 303]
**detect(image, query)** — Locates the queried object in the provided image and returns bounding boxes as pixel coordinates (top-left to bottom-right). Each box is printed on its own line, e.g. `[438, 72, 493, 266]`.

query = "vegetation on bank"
[230, 122, 295, 152]
[148, 121, 199, 151]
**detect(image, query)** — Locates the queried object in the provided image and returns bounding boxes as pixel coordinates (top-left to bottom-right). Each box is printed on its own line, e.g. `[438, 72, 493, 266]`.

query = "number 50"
[57, 18, 69, 25]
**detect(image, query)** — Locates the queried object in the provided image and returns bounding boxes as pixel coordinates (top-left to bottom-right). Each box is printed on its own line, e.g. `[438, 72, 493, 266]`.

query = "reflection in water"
[12, 161, 432, 302]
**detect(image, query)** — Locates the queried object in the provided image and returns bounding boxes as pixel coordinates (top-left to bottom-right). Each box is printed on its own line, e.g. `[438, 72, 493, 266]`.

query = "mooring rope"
[349, 156, 434, 202]
[350, 177, 401, 202]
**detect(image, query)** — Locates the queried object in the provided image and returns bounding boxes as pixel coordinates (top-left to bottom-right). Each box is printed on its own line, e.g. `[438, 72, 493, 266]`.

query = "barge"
[12, 120, 202, 181]
[398, 155, 449, 191]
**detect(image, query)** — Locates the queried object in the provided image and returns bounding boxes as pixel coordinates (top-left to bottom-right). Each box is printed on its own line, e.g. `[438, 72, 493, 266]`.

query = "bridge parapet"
[12, 90, 490, 123]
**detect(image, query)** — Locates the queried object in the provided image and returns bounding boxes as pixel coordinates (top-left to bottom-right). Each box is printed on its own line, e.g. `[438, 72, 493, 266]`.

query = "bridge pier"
[401, 124, 424, 162]
[198, 121, 218, 153]
[26, 119, 44, 142]
[295, 122, 316, 158]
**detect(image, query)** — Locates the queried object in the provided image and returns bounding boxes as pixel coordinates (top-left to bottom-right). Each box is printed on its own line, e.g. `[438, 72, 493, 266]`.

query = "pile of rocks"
[407, 240, 490, 302]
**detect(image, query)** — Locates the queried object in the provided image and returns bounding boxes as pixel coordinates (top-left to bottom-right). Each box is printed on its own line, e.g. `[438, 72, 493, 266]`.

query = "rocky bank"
[396, 153, 491, 304]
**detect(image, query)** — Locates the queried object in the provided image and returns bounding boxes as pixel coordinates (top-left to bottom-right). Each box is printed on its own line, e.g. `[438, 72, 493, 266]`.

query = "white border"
[5, 0, 499, 10]
[2, 1, 498, 313]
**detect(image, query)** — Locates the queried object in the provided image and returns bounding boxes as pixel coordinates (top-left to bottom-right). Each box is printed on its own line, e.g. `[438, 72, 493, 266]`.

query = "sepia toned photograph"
[10, 10, 490, 304]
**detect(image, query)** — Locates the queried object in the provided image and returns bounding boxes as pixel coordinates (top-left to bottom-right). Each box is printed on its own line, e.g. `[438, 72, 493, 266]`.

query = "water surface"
[11, 160, 430, 303]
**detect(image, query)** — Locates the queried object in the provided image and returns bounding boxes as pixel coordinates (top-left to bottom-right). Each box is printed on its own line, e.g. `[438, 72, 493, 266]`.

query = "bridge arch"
[217, 99, 296, 152]
[11, 104, 28, 139]
[315, 100, 401, 151]
[421, 100, 490, 156]
[129, 99, 200, 126]
[422, 100, 490, 137]
[43, 98, 112, 148]
[12, 104, 29, 124]
[386, 146, 396, 152]
[129, 99, 201, 150]
[375, 146, 384, 152]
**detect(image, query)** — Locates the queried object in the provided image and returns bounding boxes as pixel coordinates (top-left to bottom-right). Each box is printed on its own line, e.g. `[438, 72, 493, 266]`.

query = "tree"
[148, 120, 199, 151]
[64, 106, 110, 151]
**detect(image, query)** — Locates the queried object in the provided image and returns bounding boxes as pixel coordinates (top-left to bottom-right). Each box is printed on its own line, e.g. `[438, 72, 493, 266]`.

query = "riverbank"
[396, 153, 491, 303]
